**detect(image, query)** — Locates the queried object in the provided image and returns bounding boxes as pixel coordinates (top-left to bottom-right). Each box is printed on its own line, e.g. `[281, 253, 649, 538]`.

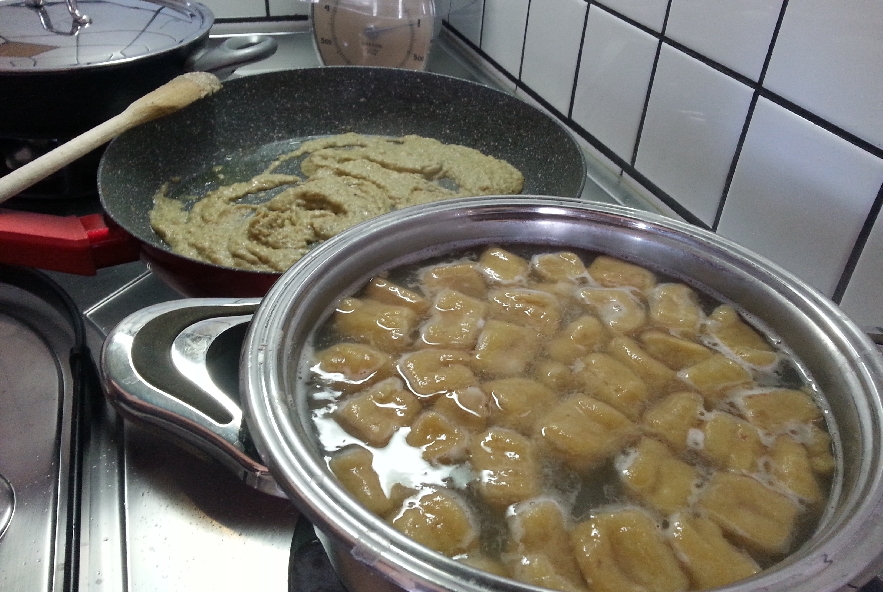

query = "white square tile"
[764, 0, 883, 149]
[521, 0, 587, 115]
[578, 136, 623, 177]
[666, 0, 783, 81]
[268, 0, 310, 17]
[480, 0, 529, 77]
[840, 211, 883, 327]
[634, 44, 753, 225]
[445, 0, 484, 46]
[199, 0, 265, 19]
[598, 0, 668, 32]
[427, 25, 516, 90]
[572, 8, 657, 162]
[513, 86, 547, 111]
[717, 98, 883, 297]
[622, 173, 686, 220]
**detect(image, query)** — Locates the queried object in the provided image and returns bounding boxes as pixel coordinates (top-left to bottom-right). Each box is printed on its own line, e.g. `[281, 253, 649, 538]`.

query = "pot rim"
[243, 195, 883, 592]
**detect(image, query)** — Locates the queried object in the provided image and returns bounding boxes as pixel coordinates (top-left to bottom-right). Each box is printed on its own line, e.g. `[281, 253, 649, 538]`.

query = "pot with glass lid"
[0, 0, 276, 140]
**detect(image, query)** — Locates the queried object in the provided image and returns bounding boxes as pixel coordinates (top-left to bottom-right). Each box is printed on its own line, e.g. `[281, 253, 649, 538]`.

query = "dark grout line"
[517, 0, 531, 81]
[832, 180, 883, 304]
[566, 2, 592, 120]
[441, 20, 522, 89]
[711, 0, 791, 230]
[758, 90, 883, 159]
[443, 1, 883, 239]
[626, 0, 672, 168]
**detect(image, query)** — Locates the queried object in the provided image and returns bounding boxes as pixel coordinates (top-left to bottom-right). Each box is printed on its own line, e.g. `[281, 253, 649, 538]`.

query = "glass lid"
[0, 0, 213, 72]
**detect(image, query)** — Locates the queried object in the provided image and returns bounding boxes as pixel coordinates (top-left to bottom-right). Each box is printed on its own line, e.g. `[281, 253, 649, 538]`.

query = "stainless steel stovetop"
[10, 21, 879, 592]
[28, 23, 647, 592]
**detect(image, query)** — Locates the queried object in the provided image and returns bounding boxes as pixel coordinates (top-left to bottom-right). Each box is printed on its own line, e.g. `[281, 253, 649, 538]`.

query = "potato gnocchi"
[308, 246, 836, 592]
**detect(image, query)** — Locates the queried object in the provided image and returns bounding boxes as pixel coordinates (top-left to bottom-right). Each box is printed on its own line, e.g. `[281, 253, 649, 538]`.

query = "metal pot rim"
[243, 195, 883, 592]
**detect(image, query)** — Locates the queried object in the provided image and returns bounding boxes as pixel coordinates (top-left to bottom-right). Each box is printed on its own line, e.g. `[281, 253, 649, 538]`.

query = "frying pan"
[0, 67, 586, 297]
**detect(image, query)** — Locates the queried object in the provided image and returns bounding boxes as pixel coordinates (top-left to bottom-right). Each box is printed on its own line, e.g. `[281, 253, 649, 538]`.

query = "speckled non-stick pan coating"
[98, 67, 585, 249]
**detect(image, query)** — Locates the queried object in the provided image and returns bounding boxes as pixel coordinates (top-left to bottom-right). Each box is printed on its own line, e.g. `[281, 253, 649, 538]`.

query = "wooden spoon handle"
[0, 72, 221, 204]
[0, 113, 135, 202]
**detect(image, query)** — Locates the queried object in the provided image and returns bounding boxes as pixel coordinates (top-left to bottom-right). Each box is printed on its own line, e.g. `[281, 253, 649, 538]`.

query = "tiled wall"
[201, 0, 882, 329]
[443, 0, 883, 329]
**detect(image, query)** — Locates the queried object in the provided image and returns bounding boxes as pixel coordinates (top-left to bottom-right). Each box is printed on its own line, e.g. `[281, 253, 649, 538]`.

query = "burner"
[0, 136, 102, 200]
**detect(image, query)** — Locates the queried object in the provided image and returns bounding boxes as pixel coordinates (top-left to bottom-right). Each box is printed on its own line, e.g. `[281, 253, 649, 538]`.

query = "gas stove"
[5, 20, 880, 590]
[7, 22, 638, 592]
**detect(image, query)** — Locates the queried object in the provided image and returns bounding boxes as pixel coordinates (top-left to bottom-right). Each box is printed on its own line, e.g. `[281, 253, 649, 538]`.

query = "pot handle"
[27, 0, 91, 35]
[186, 35, 279, 79]
[0, 209, 141, 274]
[100, 298, 286, 498]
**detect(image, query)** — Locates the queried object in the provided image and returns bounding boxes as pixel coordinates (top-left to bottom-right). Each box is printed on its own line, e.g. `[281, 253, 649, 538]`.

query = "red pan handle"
[0, 209, 141, 275]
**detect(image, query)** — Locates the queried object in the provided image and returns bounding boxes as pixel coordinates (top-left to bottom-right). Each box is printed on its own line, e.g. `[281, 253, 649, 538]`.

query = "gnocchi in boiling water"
[308, 246, 836, 592]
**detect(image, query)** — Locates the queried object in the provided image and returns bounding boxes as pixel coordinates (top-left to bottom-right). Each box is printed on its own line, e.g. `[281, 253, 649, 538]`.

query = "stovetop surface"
[28, 23, 643, 592]
[0, 267, 84, 592]
[17, 22, 881, 591]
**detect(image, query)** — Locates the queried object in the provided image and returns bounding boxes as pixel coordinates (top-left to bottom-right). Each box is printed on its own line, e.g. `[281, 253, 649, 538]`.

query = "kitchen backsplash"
[201, 0, 882, 329]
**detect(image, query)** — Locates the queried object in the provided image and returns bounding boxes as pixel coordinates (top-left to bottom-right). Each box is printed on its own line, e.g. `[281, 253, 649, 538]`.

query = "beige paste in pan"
[149, 133, 525, 273]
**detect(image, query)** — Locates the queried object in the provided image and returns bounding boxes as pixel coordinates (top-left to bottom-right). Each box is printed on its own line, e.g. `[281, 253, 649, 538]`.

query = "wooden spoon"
[0, 72, 222, 204]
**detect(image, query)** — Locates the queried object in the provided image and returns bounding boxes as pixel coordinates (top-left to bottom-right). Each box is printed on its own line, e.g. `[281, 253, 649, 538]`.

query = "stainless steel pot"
[102, 196, 883, 592]
[0, 0, 277, 140]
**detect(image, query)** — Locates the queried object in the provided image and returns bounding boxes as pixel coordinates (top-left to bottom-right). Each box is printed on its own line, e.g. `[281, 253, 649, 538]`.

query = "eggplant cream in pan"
[306, 245, 834, 592]
[149, 133, 524, 272]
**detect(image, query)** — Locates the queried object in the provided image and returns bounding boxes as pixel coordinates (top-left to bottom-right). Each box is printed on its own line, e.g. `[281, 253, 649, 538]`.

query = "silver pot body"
[241, 195, 883, 592]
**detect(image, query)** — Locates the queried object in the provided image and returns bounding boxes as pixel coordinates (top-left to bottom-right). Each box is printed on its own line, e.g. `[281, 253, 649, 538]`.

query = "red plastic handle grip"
[0, 209, 141, 275]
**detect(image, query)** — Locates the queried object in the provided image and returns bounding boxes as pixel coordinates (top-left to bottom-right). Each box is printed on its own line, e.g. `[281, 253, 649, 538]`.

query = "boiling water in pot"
[303, 244, 837, 592]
